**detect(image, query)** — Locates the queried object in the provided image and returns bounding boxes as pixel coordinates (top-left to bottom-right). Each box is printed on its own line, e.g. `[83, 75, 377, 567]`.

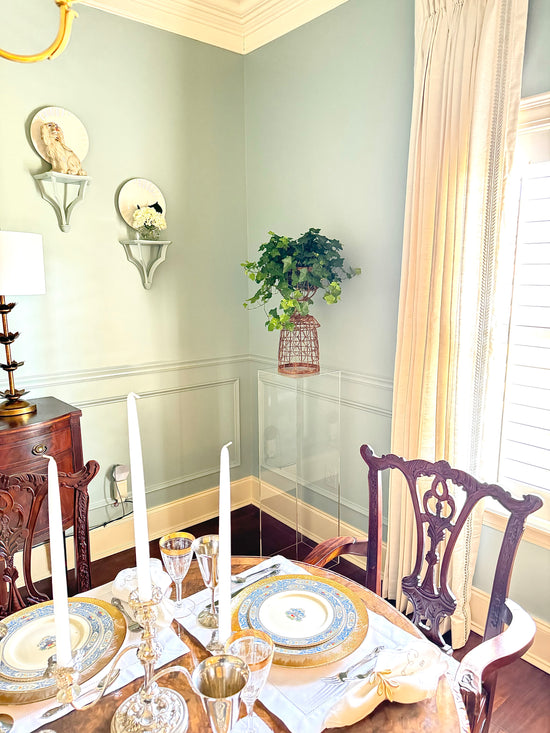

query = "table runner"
[1, 581, 188, 733]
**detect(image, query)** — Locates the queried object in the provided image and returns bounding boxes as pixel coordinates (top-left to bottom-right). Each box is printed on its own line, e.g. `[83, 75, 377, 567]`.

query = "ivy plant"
[242, 228, 360, 331]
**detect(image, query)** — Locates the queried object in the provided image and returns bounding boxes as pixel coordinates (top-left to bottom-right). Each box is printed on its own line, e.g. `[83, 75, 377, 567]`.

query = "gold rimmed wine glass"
[192, 535, 220, 629]
[225, 629, 274, 732]
[159, 531, 195, 617]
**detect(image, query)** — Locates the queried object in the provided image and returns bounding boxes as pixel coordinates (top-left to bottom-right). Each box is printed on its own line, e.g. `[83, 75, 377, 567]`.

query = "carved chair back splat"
[0, 460, 99, 617]
[304, 444, 542, 733]
[358, 444, 542, 651]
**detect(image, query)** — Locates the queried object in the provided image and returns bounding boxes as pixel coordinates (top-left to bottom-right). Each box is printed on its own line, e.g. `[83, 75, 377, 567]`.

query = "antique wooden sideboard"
[0, 396, 84, 544]
[0, 397, 98, 613]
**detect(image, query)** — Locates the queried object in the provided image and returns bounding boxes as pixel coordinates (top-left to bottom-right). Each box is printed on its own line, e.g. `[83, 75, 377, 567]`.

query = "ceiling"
[80, 0, 349, 54]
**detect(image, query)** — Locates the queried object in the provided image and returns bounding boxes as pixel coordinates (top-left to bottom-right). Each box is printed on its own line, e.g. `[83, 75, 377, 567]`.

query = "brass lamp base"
[0, 398, 37, 417]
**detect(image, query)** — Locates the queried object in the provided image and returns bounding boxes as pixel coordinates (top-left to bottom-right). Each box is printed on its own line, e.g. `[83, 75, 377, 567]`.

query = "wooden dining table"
[40, 558, 468, 733]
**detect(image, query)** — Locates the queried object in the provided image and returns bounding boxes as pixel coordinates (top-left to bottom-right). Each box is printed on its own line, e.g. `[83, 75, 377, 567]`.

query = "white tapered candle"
[127, 392, 152, 601]
[218, 442, 232, 643]
[46, 455, 72, 666]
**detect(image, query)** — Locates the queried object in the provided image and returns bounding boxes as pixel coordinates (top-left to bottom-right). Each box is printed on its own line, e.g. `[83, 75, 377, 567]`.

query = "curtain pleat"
[385, 0, 528, 646]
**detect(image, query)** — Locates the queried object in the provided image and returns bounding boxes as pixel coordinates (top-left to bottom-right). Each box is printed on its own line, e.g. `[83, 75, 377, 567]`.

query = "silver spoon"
[0, 713, 13, 732]
[110, 597, 143, 632]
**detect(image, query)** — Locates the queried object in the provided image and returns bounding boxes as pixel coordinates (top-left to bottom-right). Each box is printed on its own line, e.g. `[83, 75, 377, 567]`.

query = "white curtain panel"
[386, 0, 528, 647]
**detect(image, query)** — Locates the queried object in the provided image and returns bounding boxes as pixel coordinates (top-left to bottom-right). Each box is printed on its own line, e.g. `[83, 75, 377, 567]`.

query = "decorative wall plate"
[118, 179, 167, 229]
[231, 574, 368, 668]
[0, 598, 126, 705]
[30, 107, 89, 163]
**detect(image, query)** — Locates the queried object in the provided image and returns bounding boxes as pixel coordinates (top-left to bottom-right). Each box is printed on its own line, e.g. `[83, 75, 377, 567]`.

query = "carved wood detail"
[0, 460, 99, 615]
[304, 444, 543, 733]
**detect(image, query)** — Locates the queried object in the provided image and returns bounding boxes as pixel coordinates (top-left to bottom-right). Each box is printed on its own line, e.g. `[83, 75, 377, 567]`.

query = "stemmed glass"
[192, 535, 220, 629]
[159, 532, 195, 617]
[225, 629, 274, 732]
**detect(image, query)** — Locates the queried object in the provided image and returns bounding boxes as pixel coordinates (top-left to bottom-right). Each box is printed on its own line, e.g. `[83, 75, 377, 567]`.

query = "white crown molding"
[80, 0, 349, 54]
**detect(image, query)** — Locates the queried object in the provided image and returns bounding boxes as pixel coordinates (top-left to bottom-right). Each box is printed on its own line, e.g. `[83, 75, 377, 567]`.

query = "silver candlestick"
[47, 585, 189, 733]
[110, 586, 189, 733]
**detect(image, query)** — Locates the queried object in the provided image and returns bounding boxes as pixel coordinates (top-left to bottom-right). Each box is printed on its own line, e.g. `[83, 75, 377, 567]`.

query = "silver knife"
[203, 565, 280, 612]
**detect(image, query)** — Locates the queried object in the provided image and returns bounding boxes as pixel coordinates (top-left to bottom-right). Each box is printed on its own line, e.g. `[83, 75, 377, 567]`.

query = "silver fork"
[320, 645, 385, 684]
[306, 645, 385, 711]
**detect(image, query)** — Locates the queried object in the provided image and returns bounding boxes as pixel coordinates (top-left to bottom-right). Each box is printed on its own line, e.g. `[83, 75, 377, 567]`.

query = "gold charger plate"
[231, 574, 369, 668]
[0, 598, 126, 705]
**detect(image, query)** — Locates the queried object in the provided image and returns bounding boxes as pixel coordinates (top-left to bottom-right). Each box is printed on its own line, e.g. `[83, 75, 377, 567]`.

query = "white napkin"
[112, 558, 175, 628]
[0, 579, 189, 733]
[323, 639, 448, 728]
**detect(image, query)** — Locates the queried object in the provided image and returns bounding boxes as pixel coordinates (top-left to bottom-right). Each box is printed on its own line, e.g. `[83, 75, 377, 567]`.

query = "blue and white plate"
[231, 574, 369, 668]
[0, 598, 126, 705]
[242, 576, 351, 649]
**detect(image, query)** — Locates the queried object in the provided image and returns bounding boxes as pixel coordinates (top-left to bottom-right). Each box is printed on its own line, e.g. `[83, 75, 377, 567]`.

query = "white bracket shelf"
[119, 239, 172, 289]
[33, 171, 91, 232]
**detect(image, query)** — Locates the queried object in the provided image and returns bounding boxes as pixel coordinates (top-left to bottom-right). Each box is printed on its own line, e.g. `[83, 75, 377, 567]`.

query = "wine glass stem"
[246, 702, 255, 732]
[175, 580, 183, 604]
[210, 587, 216, 615]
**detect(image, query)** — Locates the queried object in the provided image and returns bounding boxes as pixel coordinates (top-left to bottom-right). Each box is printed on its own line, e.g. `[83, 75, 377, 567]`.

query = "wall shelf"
[33, 171, 91, 232]
[119, 239, 172, 289]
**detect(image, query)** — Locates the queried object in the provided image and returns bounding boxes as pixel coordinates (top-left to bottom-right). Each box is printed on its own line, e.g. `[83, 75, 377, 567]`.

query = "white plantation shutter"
[498, 160, 550, 520]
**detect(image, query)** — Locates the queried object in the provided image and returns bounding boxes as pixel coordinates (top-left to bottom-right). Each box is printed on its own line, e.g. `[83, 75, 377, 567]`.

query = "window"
[498, 159, 550, 523]
[484, 93, 550, 545]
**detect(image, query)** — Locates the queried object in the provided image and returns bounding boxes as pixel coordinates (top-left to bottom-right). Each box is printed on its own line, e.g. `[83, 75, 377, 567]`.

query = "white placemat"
[0, 581, 189, 733]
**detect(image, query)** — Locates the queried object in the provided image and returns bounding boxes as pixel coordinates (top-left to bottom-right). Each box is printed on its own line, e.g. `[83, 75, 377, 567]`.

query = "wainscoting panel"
[26, 357, 250, 530]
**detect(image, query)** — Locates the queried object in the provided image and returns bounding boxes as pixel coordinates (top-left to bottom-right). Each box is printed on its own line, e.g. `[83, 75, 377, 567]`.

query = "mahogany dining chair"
[304, 444, 543, 733]
[0, 460, 99, 617]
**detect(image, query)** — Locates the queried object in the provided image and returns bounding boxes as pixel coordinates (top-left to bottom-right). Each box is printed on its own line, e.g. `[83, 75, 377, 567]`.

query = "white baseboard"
[24, 475, 549, 673]
[20, 477, 254, 584]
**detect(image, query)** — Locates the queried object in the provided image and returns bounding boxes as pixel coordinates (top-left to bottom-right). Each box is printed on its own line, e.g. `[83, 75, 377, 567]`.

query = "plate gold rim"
[0, 597, 127, 705]
[231, 573, 369, 668]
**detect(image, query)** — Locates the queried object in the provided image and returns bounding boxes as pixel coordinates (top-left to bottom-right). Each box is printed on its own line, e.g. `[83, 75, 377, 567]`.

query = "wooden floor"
[89, 505, 550, 733]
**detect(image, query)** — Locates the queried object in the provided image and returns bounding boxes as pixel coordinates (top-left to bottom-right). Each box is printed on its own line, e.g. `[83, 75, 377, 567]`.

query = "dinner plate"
[243, 577, 350, 649]
[0, 598, 126, 705]
[231, 574, 368, 668]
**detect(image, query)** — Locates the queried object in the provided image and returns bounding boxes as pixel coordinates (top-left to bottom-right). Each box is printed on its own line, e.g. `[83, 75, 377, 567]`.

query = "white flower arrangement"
[132, 206, 167, 231]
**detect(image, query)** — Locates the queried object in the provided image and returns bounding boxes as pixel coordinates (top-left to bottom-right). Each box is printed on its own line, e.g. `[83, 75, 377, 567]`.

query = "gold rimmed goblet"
[192, 535, 220, 629]
[225, 629, 274, 732]
[159, 531, 195, 618]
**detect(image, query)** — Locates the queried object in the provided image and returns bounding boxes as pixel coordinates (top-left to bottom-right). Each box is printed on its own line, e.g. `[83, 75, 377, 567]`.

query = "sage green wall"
[244, 0, 550, 623]
[523, 0, 550, 97]
[244, 0, 412, 546]
[0, 3, 251, 529]
[1, 0, 548, 622]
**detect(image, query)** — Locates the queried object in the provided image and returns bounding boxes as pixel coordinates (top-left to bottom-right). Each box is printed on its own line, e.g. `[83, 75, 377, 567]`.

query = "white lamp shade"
[0, 231, 46, 295]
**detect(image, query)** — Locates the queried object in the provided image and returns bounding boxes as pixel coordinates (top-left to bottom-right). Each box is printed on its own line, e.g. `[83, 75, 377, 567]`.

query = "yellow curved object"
[0, 0, 78, 63]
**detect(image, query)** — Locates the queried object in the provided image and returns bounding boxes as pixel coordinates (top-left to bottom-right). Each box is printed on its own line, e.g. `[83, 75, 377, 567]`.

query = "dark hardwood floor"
[87, 505, 549, 733]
